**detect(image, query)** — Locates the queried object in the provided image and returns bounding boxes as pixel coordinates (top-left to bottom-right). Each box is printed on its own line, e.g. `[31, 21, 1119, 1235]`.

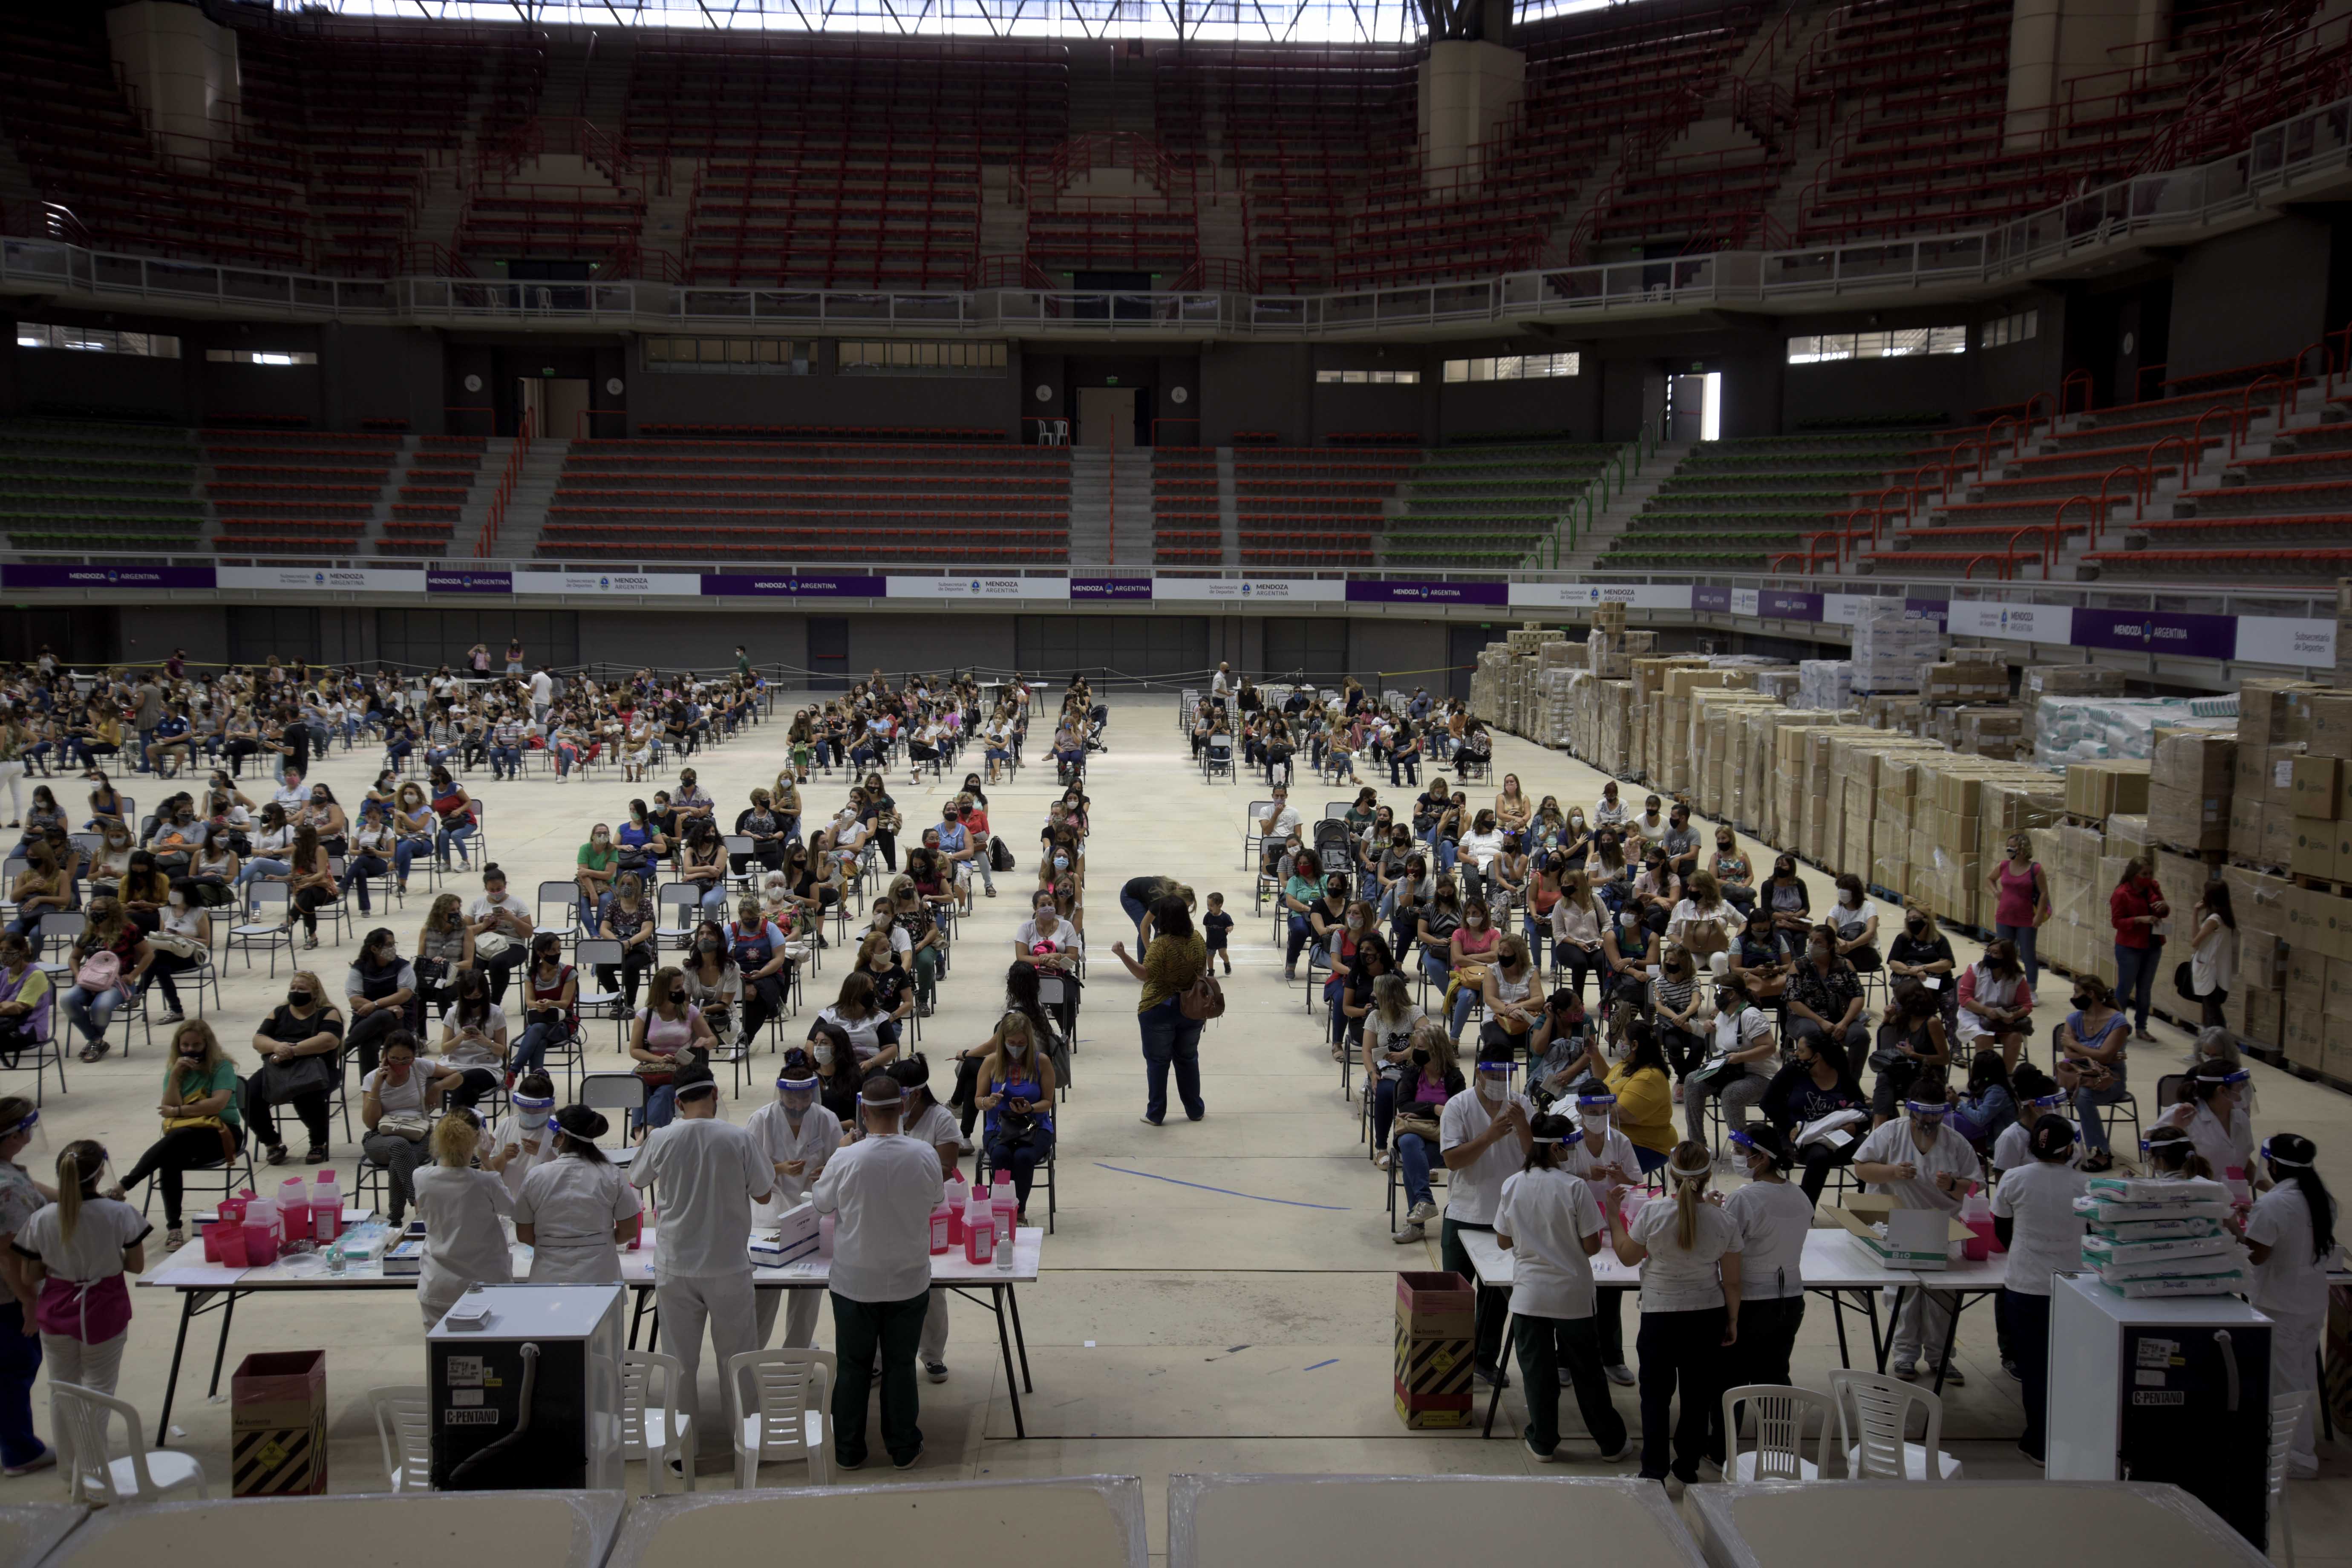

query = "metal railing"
[5, 84, 2352, 337]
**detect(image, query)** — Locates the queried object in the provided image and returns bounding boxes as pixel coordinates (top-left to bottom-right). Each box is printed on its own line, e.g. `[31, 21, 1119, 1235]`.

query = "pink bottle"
[243, 1197, 279, 1267]
[945, 1170, 968, 1246]
[963, 1184, 994, 1265]
[991, 1184, 1017, 1244]
[310, 1170, 342, 1243]
[817, 1212, 836, 1257]
[275, 1176, 308, 1248]
[928, 1193, 952, 1255]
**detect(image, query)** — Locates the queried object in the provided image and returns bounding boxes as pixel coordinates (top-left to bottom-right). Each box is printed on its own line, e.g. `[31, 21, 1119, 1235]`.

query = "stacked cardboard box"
[1922, 657, 2012, 704]
[1850, 602, 1943, 693]
[2226, 862, 2294, 1055]
[2064, 760, 2151, 819]
[1798, 660, 1855, 710]
[2035, 694, 2237, 767]
[2023, 664, 2127, 700]
[2147, 729, 2237, 854]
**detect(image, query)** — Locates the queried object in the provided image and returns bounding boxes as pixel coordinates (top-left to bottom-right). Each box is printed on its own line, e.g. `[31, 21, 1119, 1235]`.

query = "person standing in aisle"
[747, 1055, 840, 1351]
[1439, 1046, 1535, 1387]
[1494, 1113, 1629, 1463]
[812, 1075, 944, 1472]
[1990, 1115, 2089, 1465]
[1113, 894, 1209, 1127]
[1721, 1126, 1810, 1387]
[1601, 1139, 1741, 1485]
[0, 1101, 48, 1477]
[2242, 1133, 2339, 1479]
[629, 1064, 772, 1472]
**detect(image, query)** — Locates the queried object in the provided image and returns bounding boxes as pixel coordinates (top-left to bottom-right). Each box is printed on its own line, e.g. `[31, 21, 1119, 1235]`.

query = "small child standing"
[1202, 892, 1234, 975]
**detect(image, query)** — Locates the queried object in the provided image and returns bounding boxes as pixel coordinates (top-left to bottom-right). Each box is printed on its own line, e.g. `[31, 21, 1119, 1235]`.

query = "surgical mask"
[518, 1107, 552, 1130]
[1476, 1075, 1508, 1104]
[1005, 1036, 1029, 1058]
[698, 940, 720, 954]
[1052, 853, 1070, 871]
[812, 1043, 833, 1067]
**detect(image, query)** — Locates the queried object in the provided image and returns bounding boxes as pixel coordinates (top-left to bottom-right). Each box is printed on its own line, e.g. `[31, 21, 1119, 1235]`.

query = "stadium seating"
[384, 437, 489, 555]
[1605, 431, 1925, 571]
[1227, 448, 1412, 566]
[0, 420, 205, 554]
[1382, 442, 1614, 568]
[205, 429, 400, 555]
[538, 437, 1071, 561]
[1153, 450, 1223, 565]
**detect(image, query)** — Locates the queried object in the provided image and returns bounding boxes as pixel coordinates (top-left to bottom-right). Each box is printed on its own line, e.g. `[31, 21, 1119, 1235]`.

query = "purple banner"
[428, 570, 513, 594]
[1069, 576, 1154, 601]
[2070, 609, 2238, 661]
[699, 573, 888, 599]
[1692, 585, 1732, 613]
[1903, 597, 1950, 628]
[1345, 579, 1510, 606]
[1758, 589, 1824, 621]
[2, 564, 216, 590]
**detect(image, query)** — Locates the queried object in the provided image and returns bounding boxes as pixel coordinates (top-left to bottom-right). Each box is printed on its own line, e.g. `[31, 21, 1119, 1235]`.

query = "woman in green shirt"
[115, 1018, 243, 1248]
[575, 823, 618, 925]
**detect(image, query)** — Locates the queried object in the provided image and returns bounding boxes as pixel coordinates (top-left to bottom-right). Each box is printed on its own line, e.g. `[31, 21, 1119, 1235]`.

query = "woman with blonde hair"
[410, 1109, 513, 1329]
[116, 1020, 244, 1248]
[1603, 1139, 1741, 1483]
[19, 1139, 147, 1476]
[975, 1010, 1059, 1220]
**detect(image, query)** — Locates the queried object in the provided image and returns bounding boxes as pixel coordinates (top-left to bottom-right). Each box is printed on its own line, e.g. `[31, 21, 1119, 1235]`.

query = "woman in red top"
[2108, 857, 2168, 1039]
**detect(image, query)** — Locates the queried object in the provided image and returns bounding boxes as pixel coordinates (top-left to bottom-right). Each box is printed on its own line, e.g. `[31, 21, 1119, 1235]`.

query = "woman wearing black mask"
[343, 926, 418, 1078]
[245, 968, 344, 1165]
[1885, 902, 1956, 1028]
[680, 919, 744, 1050]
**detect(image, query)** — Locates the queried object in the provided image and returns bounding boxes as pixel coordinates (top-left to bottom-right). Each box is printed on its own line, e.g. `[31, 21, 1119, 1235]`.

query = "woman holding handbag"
[61, 896, 153, 1064]
[114, 1020, 243, 1250]
[242, 969, 343, 1166]
[360, 1032, 459, 1225]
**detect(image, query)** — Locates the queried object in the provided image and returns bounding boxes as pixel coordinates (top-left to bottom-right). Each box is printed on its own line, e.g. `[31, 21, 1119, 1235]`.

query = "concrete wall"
[2166, 215, 2333, 383]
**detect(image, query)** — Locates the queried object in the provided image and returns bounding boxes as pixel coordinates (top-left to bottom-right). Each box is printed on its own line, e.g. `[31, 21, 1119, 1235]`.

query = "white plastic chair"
[621, 1348, 695, 1494]
[1830, 1368, 1963, 1480]
[2269, 1390, 2307, 1565]
[369, 1385, 433, 1492]
[1721, 1383, 1836, 1480]
[726, 1347, 834, 1489]
[49, 1382, 208, 1505]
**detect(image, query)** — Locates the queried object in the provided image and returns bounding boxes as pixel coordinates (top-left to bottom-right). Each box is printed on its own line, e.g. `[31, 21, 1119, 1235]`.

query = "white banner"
[2233, 615, 2338, 669]
[1507, 582, 1696, 611]
[217, 565, 425, 594]
[1946, 600, 2074, 644]
[1151, 577, 1346, 602]
[885, 575, 1068, 600]
[1730, 588, 1761, 618]
[510, 569, 703, 597]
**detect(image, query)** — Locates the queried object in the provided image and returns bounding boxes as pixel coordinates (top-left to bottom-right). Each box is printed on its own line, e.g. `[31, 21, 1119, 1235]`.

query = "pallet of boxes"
[2237, 679, 2352, 1083]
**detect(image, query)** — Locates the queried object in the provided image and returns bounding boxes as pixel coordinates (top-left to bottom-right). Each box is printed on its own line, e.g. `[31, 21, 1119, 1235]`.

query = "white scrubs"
[1853, 1117, 1980, 1371]
[411, 1166, 514, 1329]
[515, 1155, 640, 1284]
[2246, 1181, 2339, 1474]
[630, 1116, 774, 1445]
[745, 1098, 842, 1348]
[2162, 1101, 2256, 1205]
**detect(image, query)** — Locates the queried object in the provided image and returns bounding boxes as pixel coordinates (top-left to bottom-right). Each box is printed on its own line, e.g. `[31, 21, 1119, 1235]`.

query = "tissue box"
[382, 1239, 424, 1277]
[751, 1202, 821, 1267]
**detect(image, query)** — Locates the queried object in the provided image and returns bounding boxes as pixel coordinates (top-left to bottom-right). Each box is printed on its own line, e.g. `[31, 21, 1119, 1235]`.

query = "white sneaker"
[923, 1361, 948, 1384]
[1407, 1199, 1438, 1225]
[1391, 1222, 1424, 1245]
[1604, 1363, 1634, 1386]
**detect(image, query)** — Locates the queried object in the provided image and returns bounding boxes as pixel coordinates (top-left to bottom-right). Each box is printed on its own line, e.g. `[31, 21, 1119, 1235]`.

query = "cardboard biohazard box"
[231, 1349, 327, 1496]
[1393, 1271, 1475, 1428]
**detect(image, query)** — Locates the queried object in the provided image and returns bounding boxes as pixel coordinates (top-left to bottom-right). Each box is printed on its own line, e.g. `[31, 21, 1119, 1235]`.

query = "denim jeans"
[2113, 940, 2161, 1029]
[340, 852, 389, 912]
[513, 1018, 567, 1077]
[62, 983, 124, 1044]
[1395, 1127, 1435, 1207]
[697, 882, 731, 916]
[1285, 912, 1315, 967]
[1994, 922, 2040, 987]
[394, 838, 428, 886]
[490, 745, 522, 779]
[1120, 888, 1150, 937]
[1137, 995, 1204, 1123]
[632, 1083, 677, 1134]
[2074, 1062, 2131, 1153]
[985, 1125, 1053, 1209]
[238, 856, 290, 889]
[436, 821, 476, 866]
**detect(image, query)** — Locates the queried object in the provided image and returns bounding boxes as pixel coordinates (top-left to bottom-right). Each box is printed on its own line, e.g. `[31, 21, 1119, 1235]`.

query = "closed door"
[518, 377, 593, 440]
[1076, 386, 1137, 449]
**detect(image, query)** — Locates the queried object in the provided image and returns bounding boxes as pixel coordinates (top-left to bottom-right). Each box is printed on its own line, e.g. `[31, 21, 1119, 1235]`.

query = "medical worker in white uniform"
[514, 1104, 642, 1283]
[2243, 1132, 2339, 1478]
[746, 1056, 840, 1348]
[629, 1062, 772, 1459]
[1852, 1078, 1981, 1385]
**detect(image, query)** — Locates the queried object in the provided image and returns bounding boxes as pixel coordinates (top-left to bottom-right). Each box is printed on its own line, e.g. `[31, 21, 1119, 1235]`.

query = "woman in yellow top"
[1605, 1018, 1678, 1175]
[1112, 891, 1209, 1127]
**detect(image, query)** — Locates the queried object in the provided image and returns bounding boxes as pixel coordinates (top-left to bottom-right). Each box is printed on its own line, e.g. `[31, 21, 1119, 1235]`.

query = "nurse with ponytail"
[1603, 1138, 1741, 1484]
[2243, 1133, 2339, 1479]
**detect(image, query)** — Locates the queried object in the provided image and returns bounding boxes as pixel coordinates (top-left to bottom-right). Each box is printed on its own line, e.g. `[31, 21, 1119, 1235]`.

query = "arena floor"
[16, 691, 2348, 1550]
